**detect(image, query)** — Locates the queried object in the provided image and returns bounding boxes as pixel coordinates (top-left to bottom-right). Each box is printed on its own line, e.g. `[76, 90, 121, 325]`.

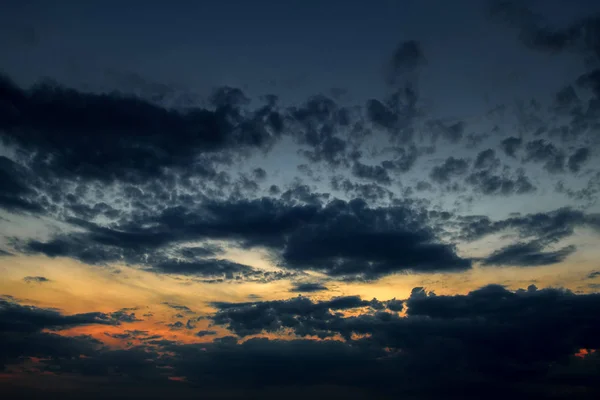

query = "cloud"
[2, 3, 600, 398]
[0, 156, 44, 213]
[473, 149, 499, 170]
[366, 98, 403, 131]
[21, 197, 470, 280]
[22, 235, 131, 265]
[109, 308, 143, 323]
[577, 68, 600, 98]
[365, 40, 424, 141]
[568, 147, 591, 173]
[167, 321, 185, 330]
[289, 282, 329, 293]
[280, 184, 330, 206]
[380, 145, 420, 173]
[0, 296, 123, 334]
[0, 74, 283, 183]
[199, 284, 600, 397]
[500, 136, 523, 158]
[18, 230, 296, 283]
[466, 169, 536, 196]
[177, 245, 224, 259]
[331, 177, 393, 203]
[351, 161, 392, 185]
[162, 303, 194, 313]
[23, 276, 51, 284]
[151, 258, 294, 282]
[481, 241, 577, 267]
[2, 285, 600, 398]
[195, 330, 217, 337]
[525, 139, 566, 173]
[252, 167, 267, 180]
[587, 271, 600, 279]
[210, 295, 384, 338]
[490, 1, 600, 60]
[387, 40, 427, 85]
[430, 157, 470, 183]
[458, 207, 600, 244]
[279, 199, 471, 278]
[289, 95, 354, 167]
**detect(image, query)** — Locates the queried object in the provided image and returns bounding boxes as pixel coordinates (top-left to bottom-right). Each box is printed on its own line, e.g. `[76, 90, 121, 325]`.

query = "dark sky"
[1, 1, 600, 399]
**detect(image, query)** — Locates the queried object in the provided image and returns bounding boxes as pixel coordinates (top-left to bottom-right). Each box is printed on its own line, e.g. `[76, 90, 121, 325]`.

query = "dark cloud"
[177, 244, 223, 259]
[2, 2, 600, 398]
[331, 177, 393, 203]
[568, 147, 591, 173]
[366, 40, 424, 141]
[162, 303, 194, 313]
[268, 184, 281, 195]
[466, 169, 536, 196]
[195, 330, 217, 337]
[366, 98, 401, 131]
[555, 171, 600, 203]
[210, 295, 383, 338]
[23, 276, 51, 284]
[364, 94, 416, 143]
[0, 74, 283, 183]
[473, 149, 499, 170]
[525, 139, 566, 173]
[200, 284, 600, 397]
[380, 145, 420, 173]
[351, 161, 392, 185]
[554, 85, 581, 111]
[280, 184, 330, 206]
[289, 95, 353, 167]
[167, 321, 185, 330]
[151, 258, 291, 283]
[21, 197, 469, 280]
[185, 319, 196, 330]
[289, 282, 329, 293]
[500, 136, 523, 158]
[430, 157, 470, 183]
[458, 207, 600, 244]
[252, 167, 267, 180]
[415, 181, 432, 191]
[2, 285, 600, 399]
[103, 329, 152, 341]
[0, 156, 43, 213]
[18, 228, 295, 283]
[386, 298, 404, 312]
[109, 308, 143, 323]
[0, 331, 104, 374]
[577, 68, 600, 99]
[490, 1, 600, 60]
[481, 240, 577, 267]
[22, 234, 135, 265]
[279, 199, 470, 279]
[0, 296, 123, 334]
[104, 332, 134, 340]
[387, 40, 426, 85]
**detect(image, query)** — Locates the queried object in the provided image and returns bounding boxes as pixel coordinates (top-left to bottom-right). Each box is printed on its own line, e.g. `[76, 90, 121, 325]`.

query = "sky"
[1, 0, 600, 398]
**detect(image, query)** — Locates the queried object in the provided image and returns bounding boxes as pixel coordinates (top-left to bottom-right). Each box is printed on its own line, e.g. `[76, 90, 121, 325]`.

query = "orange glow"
[575, 348, 597, 358]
